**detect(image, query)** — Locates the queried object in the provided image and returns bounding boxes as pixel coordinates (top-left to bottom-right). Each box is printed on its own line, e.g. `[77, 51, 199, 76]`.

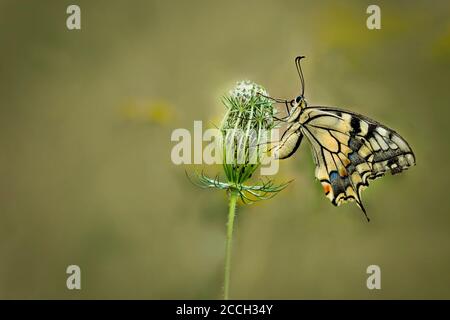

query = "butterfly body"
[271, 57, 415, 220]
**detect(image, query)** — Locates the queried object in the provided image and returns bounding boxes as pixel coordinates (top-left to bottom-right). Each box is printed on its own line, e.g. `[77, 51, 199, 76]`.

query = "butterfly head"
[292, 95, 307, 109]
[287, 94, 307, 120]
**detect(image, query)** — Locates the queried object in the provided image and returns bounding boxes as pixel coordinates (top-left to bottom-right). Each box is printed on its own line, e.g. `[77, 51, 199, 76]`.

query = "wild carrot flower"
[189, 80, 289, 299]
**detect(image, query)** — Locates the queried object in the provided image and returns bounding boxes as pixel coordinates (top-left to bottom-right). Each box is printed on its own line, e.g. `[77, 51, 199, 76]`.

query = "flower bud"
[220, 81, 276, 184]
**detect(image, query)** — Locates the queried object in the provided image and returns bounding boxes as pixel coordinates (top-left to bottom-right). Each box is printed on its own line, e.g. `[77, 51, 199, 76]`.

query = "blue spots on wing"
[349, 152, 358, 162]
[349, 137, 363, 152]
[329, 171, 339, 182]
[348, 151, 364, 165]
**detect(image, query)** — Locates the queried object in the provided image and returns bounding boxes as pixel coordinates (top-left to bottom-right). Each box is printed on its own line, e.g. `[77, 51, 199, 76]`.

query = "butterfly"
[264, 56, 415, 221]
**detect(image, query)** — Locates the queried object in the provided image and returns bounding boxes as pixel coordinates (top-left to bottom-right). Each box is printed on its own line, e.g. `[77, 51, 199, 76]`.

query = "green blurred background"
[1, 0, 449, 299]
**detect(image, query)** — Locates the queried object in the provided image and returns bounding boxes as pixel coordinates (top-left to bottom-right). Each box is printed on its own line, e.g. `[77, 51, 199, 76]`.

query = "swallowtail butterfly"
[266, 57, 415, 221]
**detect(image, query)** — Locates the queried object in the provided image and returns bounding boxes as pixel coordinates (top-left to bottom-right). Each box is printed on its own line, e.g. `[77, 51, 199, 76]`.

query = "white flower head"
[230, 80, 271, 105]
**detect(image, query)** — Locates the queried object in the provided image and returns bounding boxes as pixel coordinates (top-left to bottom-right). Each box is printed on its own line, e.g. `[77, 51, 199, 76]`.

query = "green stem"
[224, 190, 238, 300]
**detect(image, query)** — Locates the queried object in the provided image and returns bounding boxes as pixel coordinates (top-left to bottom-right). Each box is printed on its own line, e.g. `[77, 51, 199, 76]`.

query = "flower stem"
[224, 189, 238, 300]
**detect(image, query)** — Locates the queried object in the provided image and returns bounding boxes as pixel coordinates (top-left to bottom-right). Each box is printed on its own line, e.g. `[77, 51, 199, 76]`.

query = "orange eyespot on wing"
[322, 182, 331, 195]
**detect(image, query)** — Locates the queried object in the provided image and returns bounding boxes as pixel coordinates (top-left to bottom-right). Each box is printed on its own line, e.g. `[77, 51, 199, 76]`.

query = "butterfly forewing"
[299, 106, 415, 216]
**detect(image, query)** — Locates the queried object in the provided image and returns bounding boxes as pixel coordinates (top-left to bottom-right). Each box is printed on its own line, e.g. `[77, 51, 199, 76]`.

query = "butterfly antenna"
[257, 92, 288, 104]
[295, 56, 306, 96]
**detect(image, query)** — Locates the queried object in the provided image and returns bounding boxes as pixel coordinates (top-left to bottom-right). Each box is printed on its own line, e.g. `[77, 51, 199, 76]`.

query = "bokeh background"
[1, 0, 449, 299]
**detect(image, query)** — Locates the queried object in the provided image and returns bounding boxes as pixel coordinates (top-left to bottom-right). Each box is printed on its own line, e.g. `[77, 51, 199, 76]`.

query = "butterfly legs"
[257, 92, 292, 119]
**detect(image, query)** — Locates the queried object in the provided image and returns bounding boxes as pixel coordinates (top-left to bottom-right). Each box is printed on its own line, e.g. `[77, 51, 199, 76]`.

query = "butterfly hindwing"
[299, 107, 415, 217]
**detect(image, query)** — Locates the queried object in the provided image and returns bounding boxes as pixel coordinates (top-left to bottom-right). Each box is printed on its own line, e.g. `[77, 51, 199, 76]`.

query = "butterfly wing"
[299, 106, 415, 219]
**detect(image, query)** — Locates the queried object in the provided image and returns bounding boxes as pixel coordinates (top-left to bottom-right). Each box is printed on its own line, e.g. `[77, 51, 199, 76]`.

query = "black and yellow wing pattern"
[299, 106, 415, 219]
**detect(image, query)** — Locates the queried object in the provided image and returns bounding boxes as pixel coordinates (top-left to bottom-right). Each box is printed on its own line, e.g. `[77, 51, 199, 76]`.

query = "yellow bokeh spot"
[120, 99, 176, 125]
